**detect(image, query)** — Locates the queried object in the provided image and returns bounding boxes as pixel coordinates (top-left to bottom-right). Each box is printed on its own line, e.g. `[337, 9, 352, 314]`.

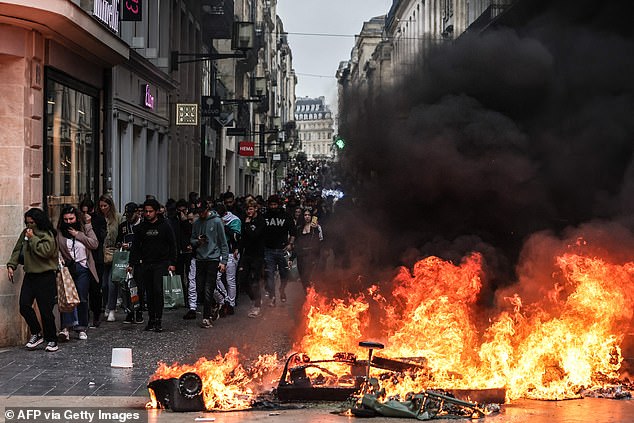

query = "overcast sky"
[276, 0, 393, 110]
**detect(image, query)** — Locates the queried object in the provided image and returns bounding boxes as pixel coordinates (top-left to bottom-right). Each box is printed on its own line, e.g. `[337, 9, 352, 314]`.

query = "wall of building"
[0, 0, 128, 347]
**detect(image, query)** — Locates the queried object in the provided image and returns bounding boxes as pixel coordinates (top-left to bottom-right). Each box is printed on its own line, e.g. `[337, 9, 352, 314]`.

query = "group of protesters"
[6, 187, 327, 352]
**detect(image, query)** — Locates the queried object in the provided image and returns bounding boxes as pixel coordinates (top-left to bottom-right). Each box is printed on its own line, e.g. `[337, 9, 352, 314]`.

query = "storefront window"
[44, 77, 98, 221]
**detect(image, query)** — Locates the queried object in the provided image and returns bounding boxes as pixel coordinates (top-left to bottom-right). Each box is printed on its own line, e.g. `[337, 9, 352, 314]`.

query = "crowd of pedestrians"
[6, 179, 334, 351]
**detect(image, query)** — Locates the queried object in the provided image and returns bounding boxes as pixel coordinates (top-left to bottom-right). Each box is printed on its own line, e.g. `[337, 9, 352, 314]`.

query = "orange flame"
[150, 347, 278, 410]
[149, 242, 634, 409]
[294, 250, 633, 401]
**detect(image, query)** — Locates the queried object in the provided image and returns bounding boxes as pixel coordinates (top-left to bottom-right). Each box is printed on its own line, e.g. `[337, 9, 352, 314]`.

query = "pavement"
[2, 279, 634, 422]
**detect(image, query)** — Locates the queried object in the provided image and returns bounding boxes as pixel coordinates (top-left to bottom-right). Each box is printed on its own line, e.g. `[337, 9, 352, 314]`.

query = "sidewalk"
[0, 281, 306, 398]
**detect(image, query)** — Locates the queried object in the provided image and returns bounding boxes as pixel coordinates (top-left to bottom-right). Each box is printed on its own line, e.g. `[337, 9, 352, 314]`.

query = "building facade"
[295, 97, 334, 161]
[0, 0, 294, 347]
[337, 0, 514, 123]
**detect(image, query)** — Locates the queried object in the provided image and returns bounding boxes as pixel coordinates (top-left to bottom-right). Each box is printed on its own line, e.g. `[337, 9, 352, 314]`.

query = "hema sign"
[239, 141, 255, 156]
[93, 0, 120, 33]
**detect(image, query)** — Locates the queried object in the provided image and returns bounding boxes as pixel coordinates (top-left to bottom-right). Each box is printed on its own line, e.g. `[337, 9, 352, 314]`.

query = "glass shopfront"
[44, 70, 99, 221]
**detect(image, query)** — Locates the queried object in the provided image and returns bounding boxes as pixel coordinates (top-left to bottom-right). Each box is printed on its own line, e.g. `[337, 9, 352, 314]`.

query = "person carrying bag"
[56, 206, 99, 341]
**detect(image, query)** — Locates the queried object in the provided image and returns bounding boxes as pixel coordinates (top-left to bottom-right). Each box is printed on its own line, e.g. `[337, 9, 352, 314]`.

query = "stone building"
[295, 96, 334, 161]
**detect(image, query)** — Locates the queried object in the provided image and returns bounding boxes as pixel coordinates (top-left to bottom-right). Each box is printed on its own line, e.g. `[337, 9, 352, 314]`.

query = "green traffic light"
[335, 137, 345, 149]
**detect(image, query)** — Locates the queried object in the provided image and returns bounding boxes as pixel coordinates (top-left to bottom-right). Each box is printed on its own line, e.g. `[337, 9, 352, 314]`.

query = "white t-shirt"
[67, 237, 88, 268]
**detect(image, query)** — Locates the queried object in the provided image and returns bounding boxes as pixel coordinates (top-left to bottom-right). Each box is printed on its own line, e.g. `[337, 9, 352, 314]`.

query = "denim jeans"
[238, 254, 263, 307]
[61, 264, 91, 330]
[141, 261, 169, 322]
[196, 259, 219, 319]
[102, 264, 118, 311]
[19, 271, 57, 342]
[264, 248, 289, 298]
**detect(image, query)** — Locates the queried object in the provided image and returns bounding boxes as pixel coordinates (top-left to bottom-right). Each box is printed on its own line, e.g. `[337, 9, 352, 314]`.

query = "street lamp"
[171, 22, 255, 71]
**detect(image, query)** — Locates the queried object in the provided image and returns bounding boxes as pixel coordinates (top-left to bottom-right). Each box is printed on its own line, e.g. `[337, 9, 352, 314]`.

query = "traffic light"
[334, 135, 345, 150]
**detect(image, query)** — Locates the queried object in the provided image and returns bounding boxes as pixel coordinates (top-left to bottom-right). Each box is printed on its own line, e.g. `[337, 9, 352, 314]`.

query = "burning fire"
[149, 348, 278, 410]
[295, 249, 633, 401]
[149, 240, 633, 409]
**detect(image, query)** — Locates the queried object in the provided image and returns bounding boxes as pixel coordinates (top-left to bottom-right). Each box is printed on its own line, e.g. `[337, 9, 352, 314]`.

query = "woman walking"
[6, 208, 59, 352]
[56, 206, 99, 341]
[98, 195, 122, 322]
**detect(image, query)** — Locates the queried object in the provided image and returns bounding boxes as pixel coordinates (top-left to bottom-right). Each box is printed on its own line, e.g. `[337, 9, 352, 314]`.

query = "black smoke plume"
[329, 0, 634, 291]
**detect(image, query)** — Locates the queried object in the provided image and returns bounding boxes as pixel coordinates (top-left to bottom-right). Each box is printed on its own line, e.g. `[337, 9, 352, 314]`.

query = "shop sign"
[121, 0, 143, 21]
[143, 84, 155, 109]
[93, 0, 120, 33]
[176, 104, 198, 125]
[239, 141, 255, 156]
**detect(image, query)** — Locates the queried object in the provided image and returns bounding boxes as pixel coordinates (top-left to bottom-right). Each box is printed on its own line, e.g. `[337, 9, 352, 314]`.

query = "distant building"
[294, 97, 334, 161]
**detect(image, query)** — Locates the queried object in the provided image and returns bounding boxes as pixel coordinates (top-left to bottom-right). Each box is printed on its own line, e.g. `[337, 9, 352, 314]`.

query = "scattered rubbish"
[268, 412, 281, 416]
[194, 418, 216, 422]
[579, 385, 632, 399]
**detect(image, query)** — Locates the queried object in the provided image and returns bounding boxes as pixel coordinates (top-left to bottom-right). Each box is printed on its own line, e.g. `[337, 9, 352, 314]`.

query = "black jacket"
[130, 219, 177, 266]
[240, 214, 265, 257]
[263, 209, 296, 249]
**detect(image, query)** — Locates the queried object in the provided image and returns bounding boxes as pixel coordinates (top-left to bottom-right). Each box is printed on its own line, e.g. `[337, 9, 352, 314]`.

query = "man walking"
[190, 201, 228, 328]
[263, 195, 295, 306]
[238, 199, 266, 317]
[129, 199, 177, 333]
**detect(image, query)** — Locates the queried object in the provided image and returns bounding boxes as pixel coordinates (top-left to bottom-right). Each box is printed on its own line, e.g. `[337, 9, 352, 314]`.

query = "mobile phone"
[311, 216, 318, 225]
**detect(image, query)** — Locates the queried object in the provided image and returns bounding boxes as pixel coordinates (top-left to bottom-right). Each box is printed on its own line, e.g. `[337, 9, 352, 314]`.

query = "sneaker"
[25, 334, 43, 349]
[200, 318, 212, 328]
[123, 312, 134, 324]
[247, 307, 261, 318]
[154, 321, 163, 333]
[269, 297, 276, 307]
[135, 311, 144, 324]
[89, 320, 101, 329]
[107, 310, 115, 322]
[210, 306, 220, 321]
[144, 321, 155, 331]
[280, 290, 287, 303]
[104, 309, 109, 318]
[45, 341, 58, 352]
[58, 328, 70, 342]
[183, 309, 197, 320]
[78, 331, 88, 340]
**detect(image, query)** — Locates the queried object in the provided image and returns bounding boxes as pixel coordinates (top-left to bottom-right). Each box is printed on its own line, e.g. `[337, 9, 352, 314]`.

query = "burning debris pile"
[148, 240, 634, 414]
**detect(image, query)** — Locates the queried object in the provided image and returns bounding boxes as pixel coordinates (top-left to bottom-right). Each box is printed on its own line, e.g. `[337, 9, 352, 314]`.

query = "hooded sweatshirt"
[7, 227, 58, 273]
[191, 210, 229, 264]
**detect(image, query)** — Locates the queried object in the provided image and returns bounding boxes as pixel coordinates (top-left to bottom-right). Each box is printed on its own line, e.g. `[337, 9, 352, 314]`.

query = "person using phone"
[6, 208, 59, 352]
[294, 209, 323, 292]
[190, 201, 229, 328]
[56, 206, 99, 341]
